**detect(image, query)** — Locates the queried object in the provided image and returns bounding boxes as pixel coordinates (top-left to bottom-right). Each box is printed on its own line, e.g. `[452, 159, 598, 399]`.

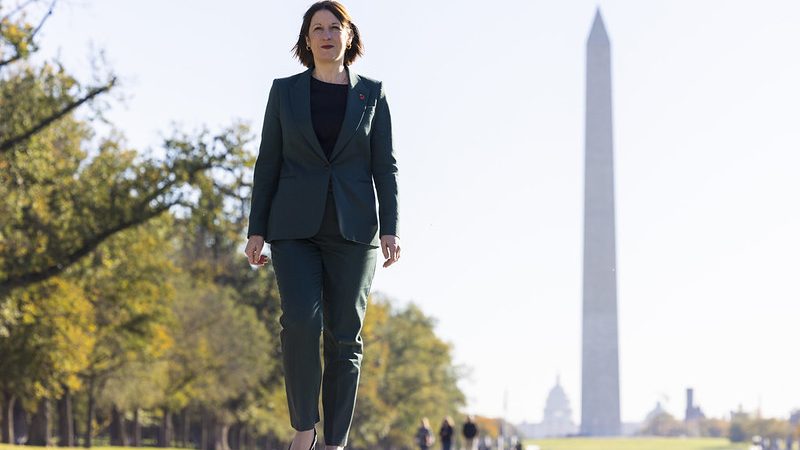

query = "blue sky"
[37, 0, 800, 424]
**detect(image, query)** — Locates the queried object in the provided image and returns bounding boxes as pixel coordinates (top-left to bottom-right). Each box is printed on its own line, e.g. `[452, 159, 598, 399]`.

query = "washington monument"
[580, 9, 621, 436]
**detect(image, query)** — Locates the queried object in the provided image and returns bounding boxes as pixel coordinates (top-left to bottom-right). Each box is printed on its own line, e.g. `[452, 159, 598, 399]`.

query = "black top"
[439, 423, 453, 443]
[310, 76, 348, 160]
[462, 422, 478, 439]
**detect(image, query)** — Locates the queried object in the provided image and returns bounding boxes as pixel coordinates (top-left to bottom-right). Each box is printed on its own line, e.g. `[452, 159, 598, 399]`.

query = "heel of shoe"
[288, 429, 317, 450]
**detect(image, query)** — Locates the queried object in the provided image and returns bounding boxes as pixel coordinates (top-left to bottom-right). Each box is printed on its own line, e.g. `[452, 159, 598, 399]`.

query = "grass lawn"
[526, 437, 749, 450]
[2, 439, 752, 450]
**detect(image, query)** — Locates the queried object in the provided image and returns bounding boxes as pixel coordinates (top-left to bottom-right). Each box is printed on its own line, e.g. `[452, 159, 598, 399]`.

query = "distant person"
[416, 417, 435, 449]
[438, 416, 454, 450]
[462, 415, 478, 450]
[748, 435, 763, 450]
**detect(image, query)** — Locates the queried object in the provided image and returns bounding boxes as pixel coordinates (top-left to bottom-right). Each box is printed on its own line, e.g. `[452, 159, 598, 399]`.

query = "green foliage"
[349, 296, 466, 450]
[728, 415, 792, 442]
[0, 276, 94, 400]
[163, 276, 272, 417]
[640, 411, 687, 437]
[68, 215, 178, 391]
[0, 12, 252, 297]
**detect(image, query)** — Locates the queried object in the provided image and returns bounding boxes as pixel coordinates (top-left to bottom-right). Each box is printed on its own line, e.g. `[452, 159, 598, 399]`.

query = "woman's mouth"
[322, 45, 334, 49]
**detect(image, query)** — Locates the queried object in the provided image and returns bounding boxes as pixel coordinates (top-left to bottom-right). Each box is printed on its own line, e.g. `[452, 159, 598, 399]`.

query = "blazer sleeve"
[247, 79, 283, 239]
[370, 81, 399, 237]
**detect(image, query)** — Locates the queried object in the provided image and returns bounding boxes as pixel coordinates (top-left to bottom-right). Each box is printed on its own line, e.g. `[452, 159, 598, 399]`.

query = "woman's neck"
[312, 62, 348, 84]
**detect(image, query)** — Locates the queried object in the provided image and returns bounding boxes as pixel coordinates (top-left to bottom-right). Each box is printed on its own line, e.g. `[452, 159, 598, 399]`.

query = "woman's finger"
[245, 244, 254, 264]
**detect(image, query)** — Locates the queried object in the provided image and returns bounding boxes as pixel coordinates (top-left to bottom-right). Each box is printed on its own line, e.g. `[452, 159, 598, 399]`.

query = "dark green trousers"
[270, 191, 377, 447]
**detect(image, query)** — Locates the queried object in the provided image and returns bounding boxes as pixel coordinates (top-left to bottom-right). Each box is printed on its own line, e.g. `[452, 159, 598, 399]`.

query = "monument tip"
[588, 7, 609, 44]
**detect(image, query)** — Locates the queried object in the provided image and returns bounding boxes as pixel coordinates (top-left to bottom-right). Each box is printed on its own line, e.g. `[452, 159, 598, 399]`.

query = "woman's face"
[306, 9, 352, 65]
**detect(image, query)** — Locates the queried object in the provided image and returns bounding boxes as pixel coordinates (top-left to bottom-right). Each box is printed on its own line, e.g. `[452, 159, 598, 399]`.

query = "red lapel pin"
[359, 94, 365, 101]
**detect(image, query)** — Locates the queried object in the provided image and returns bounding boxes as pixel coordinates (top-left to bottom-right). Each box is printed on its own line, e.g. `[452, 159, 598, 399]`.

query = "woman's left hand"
[380, 235, 401, 268]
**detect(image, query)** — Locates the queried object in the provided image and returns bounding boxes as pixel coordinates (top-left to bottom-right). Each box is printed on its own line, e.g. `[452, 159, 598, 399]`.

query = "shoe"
[288, 428, 317, 450]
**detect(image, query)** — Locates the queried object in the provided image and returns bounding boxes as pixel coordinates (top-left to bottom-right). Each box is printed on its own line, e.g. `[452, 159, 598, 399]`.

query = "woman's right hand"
[244, 235, 269, 266]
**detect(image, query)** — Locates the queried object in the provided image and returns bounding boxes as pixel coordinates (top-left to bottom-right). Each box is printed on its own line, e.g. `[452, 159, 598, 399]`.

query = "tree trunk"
[158, 408, 173, 447]
[235, 423, 245, 450]
[109, 405, 129, 446]
[29, 398, 52, 446]
[1, 390, 14, 444]
[57, 386, 74, 447]
[83, 378, 95, 448]
[212, 418, 229, 450]
[200, 409, 208, 450]
[180, 407, 190, 447]
[12, 398, 28, 444]
[132, 408, 141, 447]
[71, 392, 79, 447]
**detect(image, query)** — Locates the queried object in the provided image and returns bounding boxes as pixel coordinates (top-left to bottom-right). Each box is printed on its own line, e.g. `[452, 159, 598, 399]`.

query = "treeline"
[640, 410, 800, 445]
[0, 2, 464, 449]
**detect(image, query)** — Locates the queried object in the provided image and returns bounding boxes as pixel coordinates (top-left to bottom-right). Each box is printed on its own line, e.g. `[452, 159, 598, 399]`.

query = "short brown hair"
[293, 1, 364, 68]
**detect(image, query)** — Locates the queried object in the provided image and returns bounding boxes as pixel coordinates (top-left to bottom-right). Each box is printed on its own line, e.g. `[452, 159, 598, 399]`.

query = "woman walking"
[416, 418, 435, 450]
[438, 417, 454, 450]
[244, 2, 400, 449]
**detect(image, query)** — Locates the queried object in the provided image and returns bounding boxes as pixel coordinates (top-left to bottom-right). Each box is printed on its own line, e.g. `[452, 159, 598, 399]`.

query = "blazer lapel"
[329, 68, 370, 161]
[289, 68, 328, 162]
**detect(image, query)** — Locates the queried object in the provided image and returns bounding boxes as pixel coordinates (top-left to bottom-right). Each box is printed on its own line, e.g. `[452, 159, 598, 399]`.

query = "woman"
[438, 416, 454, 450]
[243, 2, 400, 449]
[416, 418, 435, 450]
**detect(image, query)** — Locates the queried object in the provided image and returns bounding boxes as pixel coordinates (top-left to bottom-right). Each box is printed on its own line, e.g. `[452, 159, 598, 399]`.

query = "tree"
[0, 276, 94, 444]
[640, 411, 686, 437]
[65, 215, 177, 448]
[162, 277, 272, 450]
[0, 0, 116, 155]
[350, 297, 465, 450]
[0, 0, 253, 300]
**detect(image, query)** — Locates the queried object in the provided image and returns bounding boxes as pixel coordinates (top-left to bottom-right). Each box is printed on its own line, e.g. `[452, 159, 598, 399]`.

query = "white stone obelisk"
[580, 9, 621, 437]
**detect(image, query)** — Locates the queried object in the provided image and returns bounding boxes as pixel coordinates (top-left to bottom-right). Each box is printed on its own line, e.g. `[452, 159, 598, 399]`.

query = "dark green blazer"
[247, 67, 398, 247]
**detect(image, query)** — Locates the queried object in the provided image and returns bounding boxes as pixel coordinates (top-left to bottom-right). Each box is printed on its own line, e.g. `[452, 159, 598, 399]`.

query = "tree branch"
[0, 76, 116, 154]
[0, 200, 172, 295]
[0, 0, 56, 69]
[0, 0, 41, 22]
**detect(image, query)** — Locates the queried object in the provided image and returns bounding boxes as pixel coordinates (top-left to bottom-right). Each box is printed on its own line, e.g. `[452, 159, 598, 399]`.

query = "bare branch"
[28, 0, 57, 43]
[0, 53, 23, 68]
[0, 0, 41, 22]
